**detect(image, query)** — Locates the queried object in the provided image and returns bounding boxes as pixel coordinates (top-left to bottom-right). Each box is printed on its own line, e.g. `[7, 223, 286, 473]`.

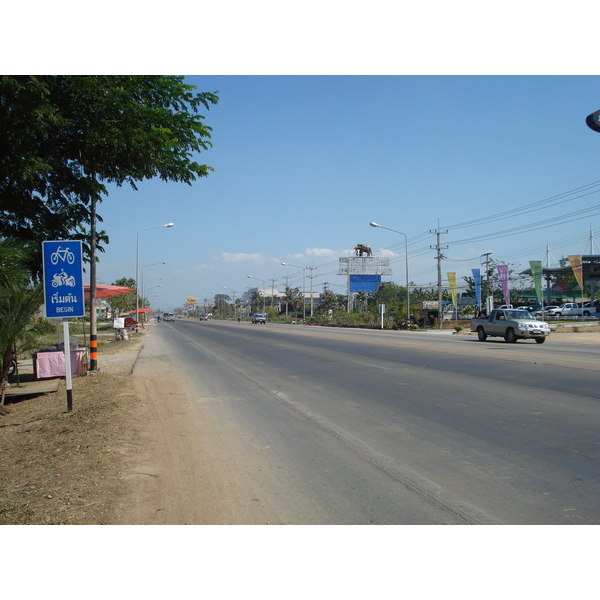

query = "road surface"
[132, 320, 600, 524]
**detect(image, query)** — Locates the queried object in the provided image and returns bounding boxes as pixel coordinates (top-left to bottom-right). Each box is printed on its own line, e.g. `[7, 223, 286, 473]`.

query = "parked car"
[519, 304, 543, 313]
[545, 303, 595, 317]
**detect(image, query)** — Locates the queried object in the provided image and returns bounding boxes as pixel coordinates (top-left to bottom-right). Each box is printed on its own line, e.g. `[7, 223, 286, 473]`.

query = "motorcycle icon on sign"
[52, 270, 76, 287]
[50, 246, 75, 265]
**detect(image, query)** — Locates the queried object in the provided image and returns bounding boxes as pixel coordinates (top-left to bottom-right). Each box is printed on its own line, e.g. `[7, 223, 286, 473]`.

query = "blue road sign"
[43, 241, 85, 318]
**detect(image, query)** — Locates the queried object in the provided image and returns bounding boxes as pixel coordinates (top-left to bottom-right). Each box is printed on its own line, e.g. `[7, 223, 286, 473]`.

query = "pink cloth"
[34, 349, 86, 379]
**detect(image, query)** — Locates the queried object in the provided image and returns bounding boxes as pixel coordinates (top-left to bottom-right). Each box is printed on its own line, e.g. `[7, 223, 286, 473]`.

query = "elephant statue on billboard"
[354, 244, 373, 257]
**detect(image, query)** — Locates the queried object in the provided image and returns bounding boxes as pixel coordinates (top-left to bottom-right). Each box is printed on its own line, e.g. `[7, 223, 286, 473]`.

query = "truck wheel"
[477, 327, 487, 341]
[505, 328, 517, 343]
[583, 311, 590, 317]
[535, 337, 546, 344]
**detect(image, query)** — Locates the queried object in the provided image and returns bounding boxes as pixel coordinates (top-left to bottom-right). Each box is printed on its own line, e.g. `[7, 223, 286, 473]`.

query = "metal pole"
[63, 320, 73, 412]
[369, 223, 411, 327]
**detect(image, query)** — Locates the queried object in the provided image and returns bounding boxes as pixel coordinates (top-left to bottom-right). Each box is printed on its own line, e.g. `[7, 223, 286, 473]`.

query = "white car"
[545, 303, 595, 317]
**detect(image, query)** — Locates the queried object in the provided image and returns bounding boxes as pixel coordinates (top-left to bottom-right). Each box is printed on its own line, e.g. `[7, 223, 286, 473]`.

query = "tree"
[105, 277, 138, 317]
[283, 286, 303, 317]
[0, 238, 44, 405]
[319, 289, 338, 313]
[0, 75, 219, 275]
[355, 291, 368, 312]
[213, 294, 231, 318]
[1, 76, 219, 369]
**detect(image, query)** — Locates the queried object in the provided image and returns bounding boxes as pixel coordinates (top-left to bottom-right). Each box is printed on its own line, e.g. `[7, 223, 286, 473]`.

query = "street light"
[141, 261, 166, 303]
[247, 275, 266, 312]
[144, 277, 162, 303]
[370, 222, 411, 327]
[281, 262, 306, 321]
[136, 224, 173, 330]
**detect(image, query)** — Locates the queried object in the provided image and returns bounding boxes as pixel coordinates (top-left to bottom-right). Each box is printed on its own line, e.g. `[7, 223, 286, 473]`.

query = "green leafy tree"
[369, 282, 408, 323]
[355, 291, 368, 312]
[0, 238, 44, 405]
[283, 286, 303, 317]
[105, 277, 138, 316]
[0, 75, 219, 275]
[318, 289, 338, 313]
[213, 294, 231, 318]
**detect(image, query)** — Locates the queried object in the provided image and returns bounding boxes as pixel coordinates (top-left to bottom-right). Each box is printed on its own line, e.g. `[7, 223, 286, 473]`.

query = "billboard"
[350, 275, 381, 293]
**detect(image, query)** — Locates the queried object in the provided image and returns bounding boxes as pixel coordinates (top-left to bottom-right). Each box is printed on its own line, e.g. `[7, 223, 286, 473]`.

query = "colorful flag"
[568, 255, 583, 295]
[448, 272, 457, 307]
[529, 261, 543, 304]
[497, 264, 509, 306]
[472, 269, 481, 308]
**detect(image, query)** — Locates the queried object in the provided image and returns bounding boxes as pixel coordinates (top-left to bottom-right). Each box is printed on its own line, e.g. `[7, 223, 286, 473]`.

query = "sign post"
[42, 241, 85, 412]
[379, 303, 386, 329]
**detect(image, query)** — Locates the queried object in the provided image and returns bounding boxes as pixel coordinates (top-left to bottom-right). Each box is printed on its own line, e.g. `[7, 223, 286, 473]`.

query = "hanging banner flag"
[497, 264, 510, 307]
[529, 261, 543, 305]
[567, 255, 584, 294]
[447, 272, 457, 307]
[472, 269, 481, 308]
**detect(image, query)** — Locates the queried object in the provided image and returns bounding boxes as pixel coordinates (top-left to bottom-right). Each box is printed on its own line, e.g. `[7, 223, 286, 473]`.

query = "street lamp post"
[247, 276, 266, 312]
[141, 261, 166, 305]
[370, 222, 411, 328]
[281, 262, 306, 321]
[136, 224, 173, 330]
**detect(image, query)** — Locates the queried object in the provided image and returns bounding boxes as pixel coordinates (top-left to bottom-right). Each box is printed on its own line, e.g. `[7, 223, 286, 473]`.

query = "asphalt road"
[154, 319, 600, 524]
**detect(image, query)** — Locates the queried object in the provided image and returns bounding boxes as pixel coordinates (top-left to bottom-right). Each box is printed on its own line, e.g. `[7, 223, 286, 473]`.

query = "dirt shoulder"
[1, 324, 269, 525]
[0, 332, 145, 525]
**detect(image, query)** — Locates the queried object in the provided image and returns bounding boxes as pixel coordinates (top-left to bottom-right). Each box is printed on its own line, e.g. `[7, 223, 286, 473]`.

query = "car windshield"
[508, 310, 536, 320]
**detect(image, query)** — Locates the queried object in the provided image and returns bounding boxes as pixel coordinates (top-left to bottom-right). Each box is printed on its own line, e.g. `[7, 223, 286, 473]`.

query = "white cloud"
[219, 252, 263, 263]
[378, 248, 398, 258]
[304, 247, 337, 258]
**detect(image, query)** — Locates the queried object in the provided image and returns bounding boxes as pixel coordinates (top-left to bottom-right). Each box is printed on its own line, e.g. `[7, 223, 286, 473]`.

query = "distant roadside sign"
[43, 241, 85, 318]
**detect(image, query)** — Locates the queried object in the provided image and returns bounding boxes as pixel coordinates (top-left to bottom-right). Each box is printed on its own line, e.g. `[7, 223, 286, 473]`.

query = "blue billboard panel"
[350, 275, 381, 293]
[43, 241, 85, 318]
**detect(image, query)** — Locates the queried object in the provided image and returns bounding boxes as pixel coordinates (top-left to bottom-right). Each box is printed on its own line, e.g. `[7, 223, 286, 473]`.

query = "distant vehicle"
[519, 304, 543, 313]
[545, 303, 595, 317]
[163, 312, 175, 322]
[251, 313, 266, 324]
[471, 309, 550, 343]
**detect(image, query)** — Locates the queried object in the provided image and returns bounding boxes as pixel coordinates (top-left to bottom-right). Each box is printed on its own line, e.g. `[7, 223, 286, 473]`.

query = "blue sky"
[93, 76, 600, 310]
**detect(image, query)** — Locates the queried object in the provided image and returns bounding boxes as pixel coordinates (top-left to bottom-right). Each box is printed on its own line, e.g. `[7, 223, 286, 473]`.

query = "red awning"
[84, 284, 133, 300]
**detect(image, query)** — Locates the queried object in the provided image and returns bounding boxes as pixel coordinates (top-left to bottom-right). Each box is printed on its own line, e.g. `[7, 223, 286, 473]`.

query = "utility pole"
[269, 278, 278, 312]
[430, 228, 448, 329]
[482, 252, 492, 313]
[281, 274, 291, 318]
[307, 266, 317, 317]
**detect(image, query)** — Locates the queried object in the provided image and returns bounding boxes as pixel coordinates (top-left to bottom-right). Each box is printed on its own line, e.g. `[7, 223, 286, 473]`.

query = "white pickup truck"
[471, 309, 551, 343]
[545, 303, 596, 317]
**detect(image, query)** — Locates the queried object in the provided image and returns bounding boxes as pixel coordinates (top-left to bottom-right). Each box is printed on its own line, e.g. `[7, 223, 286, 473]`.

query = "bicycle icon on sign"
[50, 246, 75, 265]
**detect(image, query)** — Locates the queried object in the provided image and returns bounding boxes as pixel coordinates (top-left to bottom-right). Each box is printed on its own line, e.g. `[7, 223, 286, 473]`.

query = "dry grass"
[0, 333, 144, 525]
